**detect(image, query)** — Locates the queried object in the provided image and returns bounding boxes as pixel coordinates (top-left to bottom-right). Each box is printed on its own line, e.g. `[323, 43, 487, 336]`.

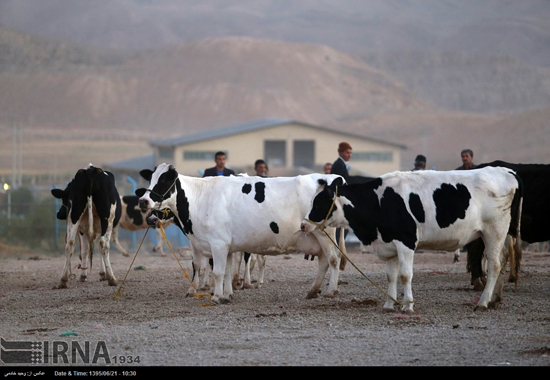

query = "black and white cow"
[136, 163, 346, 304]
[51, 165, 121, 288]
[466, 161, 550, 290]
[115, 195, 175, 256]
[301, 167, 523, 313]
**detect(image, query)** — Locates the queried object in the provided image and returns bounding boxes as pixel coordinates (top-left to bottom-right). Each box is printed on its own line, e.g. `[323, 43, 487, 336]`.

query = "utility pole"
[12, 123, 22, 189]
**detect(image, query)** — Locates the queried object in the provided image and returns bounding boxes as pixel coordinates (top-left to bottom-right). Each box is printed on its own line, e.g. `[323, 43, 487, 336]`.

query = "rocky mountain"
[0, 28, 432, 136]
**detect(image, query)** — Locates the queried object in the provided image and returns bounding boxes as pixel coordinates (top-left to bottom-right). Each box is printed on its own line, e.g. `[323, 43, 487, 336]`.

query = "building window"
[353, 152, 393, 161]
[293, 140, 315, 168]
[265, 140, 286, 167]
[183, 151, 223, 160]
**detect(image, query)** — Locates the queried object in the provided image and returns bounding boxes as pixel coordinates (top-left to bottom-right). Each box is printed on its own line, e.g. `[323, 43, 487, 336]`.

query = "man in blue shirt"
[203, 151, 236, 177]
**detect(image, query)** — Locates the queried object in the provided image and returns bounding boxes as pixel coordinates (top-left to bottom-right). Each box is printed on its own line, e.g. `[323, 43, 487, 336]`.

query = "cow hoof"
[323, 292, 337, 299]
[57, 281, 68, 289]
[79, 275, 87, 282]
[474, 305, 488, 312]
[383, 307, 396, 313]
[108, 279, 118, 287]
[306, 290, 320, 299]
[472, 278, 485, 291]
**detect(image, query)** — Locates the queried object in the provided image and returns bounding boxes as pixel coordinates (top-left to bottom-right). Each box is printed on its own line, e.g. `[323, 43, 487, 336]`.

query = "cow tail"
[339, 228, 347, 271]
[508, 173, 523, 288]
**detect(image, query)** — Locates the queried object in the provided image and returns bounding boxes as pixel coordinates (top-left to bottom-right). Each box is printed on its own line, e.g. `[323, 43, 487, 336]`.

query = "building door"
[293, 140, 315, 169]
[265, 140, 286, 167]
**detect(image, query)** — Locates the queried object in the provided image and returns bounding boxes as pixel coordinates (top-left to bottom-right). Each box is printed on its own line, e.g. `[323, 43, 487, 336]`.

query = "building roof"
[149, 118, 407, 149]
[103, 154, 156, 172]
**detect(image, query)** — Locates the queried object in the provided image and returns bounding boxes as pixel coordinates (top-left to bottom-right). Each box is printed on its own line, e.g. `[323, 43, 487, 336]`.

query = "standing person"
[412, 155, 426, 171]
[323, 162, 332, 174]
[454, 148, 476, 262]
[254, 159, 269, 177]
[330, 142, 352, 246]
[330, 142, 352, 183]
[203, 151, 235, 177]
[456, 149, 477, 170]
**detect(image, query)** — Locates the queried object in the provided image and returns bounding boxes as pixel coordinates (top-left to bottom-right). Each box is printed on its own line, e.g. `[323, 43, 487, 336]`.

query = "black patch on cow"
[339, 183, 380, 247]
[174, 180, 193, 235]
[432, 183, 471, 229]
[339, 182, 417, 250]
[122, 195, 144, 225]
[408, 192, 425, 223]
[378, 187, 417, 250]
[270, 222, 279, 234]
[242, 183, 252, 194]
[254, 182, 266, 203]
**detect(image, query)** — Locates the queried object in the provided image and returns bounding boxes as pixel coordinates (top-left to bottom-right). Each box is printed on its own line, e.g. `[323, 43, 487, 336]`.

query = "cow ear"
[135, 188, 147, 197]
[51, 188, 64, 199]
[329, 176, 345, 190]
[166, 165, 178, 180]
[140, 169, 153, 181]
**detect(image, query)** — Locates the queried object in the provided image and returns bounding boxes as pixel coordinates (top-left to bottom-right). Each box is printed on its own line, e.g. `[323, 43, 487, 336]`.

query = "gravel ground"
[1, 244, 550, 368]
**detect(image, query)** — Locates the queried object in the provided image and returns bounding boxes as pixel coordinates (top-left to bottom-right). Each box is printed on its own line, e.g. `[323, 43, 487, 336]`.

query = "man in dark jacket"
[203, 151, 236, 177]
[330, 142, 352, 183]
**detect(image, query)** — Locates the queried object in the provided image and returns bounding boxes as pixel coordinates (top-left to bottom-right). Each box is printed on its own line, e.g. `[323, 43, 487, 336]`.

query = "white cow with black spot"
[136, 163, 346, 304]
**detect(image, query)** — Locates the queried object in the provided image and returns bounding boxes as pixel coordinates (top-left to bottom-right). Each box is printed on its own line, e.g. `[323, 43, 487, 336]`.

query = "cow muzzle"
[138, 198, 152, 211]
[300, 220, 316, 234]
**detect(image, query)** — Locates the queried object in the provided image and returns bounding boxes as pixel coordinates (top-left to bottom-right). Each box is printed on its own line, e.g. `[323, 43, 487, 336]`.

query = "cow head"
[301, 176, 345, 233]
[137, 163, 179, 211]
[51, 186, 71, 220]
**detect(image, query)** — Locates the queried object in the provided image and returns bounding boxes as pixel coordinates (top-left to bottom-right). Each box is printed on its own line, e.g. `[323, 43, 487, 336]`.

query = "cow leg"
[311, 230, 341, 298]
[58, 222, 81, 288]
[111, 226, 129, 257]
[256, 255, 266, 289]
[397, 246, 415, 314]
[98, 208, 118, 286]
[79, 233, 92, 282]
[306, 252, 328, 299]
[243, 252, 254, 289]
[187, 247, 205, 297]
[382, 255, 400, 312]
[466, 239, 487, 291]
[223, 252, 234, 298]
[211, 247, 231, 304]
[198, 256, 213, 291]
[232, 252, 244, 289]
[153, 228, 166, 256]
[475, 232, 507, 311]
[98, 235, 117, 286]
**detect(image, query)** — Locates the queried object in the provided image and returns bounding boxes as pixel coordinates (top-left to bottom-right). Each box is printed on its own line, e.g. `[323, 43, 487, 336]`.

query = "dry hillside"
[0, 29, 433, 135]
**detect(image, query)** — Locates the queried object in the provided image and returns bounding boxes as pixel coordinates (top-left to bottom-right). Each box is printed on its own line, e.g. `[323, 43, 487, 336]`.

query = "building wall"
[155, 122, 402, 177]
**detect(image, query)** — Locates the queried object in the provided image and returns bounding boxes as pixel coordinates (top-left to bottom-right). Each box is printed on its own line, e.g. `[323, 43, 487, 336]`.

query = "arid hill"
[0, 29, 433, 136]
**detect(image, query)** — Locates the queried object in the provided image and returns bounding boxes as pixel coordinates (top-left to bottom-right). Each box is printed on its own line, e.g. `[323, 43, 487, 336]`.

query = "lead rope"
[157, 221, 215, 307]
[322, 229, 402, 308]
[112, 177, 214, 306]
[305, 186, 401, 307]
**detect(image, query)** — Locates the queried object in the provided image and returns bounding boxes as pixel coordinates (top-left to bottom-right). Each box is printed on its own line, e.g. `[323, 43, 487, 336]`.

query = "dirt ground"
[1, 243, 550, 368]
